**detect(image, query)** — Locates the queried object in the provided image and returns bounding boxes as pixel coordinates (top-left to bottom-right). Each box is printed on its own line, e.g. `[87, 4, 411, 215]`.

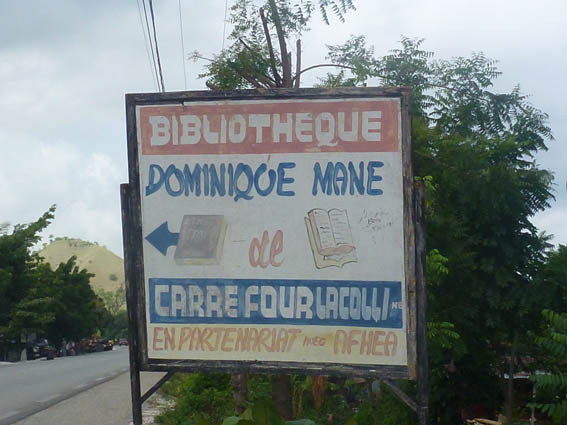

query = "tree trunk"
[267, 0, 292, 87]
[505, 331, 519, 424]
[272, 374, 293, 420]
[231, 374, 248, 414]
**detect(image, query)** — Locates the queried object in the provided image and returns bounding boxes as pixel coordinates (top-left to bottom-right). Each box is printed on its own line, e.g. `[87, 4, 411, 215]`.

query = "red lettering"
[269, 230, 284, 266]
[152, 327, 164, 351]
[334, 330, 348, 354]
[221, 328, 236, 352]
[385, 331, 398, 356]
[249, 230, 284, 267]
[286, 329, 301, 352]
[372, 331, 386, 355]
[235, 328, 251, 351]
[178, 327, 191, 350]
[163, 327, 176, 350]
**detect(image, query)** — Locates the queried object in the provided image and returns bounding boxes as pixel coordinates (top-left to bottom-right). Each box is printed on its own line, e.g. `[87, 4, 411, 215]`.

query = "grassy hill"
[39, 238, 124, 292]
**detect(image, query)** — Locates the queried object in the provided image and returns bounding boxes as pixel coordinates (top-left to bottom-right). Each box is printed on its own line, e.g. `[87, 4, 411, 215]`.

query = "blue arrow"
[145, 222, 179, 256]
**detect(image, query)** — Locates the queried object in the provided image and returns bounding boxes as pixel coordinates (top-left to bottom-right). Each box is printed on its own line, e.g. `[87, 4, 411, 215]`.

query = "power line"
[136, 0, 159, 91]
[141, 0, 160, 91]
[178, 0, 188, 90]
[148, 0, 165, 92]
[222, 0, 229, 50]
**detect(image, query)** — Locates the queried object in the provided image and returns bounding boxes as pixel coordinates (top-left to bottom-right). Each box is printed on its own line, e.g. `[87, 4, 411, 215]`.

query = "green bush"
[374, 382, 416, 425]
[157, 374, 420, 425]
[157, 373, 234, 425]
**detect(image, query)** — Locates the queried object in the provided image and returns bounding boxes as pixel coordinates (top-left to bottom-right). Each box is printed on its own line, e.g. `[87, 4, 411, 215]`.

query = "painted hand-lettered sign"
[125, 88, 415, 376]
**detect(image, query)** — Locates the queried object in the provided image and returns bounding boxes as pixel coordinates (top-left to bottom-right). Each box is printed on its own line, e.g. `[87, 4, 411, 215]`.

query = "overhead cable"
[222, 0, 228, 50]
[136, 0, 159, 90]
[149, 0, 166, 92]
[141, 0, 160, 91]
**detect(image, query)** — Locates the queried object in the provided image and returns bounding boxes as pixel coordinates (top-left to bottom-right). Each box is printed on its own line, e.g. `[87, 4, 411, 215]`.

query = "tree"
[199, 1, 556, 420]
[102, 310, 128, 340]
[533, 245, 567, 314]
[531, 310, 567, 424]
[0, 208, 105, 359]
[197, 0, 358, 419]
[40, 256, 99, 345]
[95, 286, 126, 316]
[0, 206, 55, 358]
[198, 0, 355, 90]
[322, 37, 554, 422]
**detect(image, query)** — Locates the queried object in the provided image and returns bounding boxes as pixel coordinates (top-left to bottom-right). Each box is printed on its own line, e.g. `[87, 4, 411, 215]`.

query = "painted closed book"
[174, 215, 227, 265]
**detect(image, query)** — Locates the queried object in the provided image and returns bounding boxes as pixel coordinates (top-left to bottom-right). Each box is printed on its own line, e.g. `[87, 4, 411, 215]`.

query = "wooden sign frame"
[121, 87, 427, 424]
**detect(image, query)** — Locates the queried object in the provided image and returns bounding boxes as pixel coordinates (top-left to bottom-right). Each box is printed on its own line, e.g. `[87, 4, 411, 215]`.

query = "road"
[0, 347, 131, 425]
[14, 370, 166, 425]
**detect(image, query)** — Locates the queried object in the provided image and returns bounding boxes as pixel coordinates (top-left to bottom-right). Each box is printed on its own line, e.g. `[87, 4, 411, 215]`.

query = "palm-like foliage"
[531, 310, 567, 423]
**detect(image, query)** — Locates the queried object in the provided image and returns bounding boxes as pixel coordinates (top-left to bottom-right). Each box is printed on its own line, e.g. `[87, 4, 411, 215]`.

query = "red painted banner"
[138, 99, 399, 155]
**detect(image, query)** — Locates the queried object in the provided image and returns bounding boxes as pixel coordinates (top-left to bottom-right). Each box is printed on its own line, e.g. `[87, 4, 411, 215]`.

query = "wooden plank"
[121, 183, 143, 425]
[143, 360, 409, 379]
[125, 86, 413, 105]
[400, 88, 418, 380]
[141, 371, 175, 404]
[125, 93, 149, 367]
[415, 182, 429, 425]
[382, 379, 418, 412]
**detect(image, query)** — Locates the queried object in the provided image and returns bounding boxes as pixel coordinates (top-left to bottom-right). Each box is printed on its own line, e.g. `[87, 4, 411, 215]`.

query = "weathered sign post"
[122, 87, 427, 424]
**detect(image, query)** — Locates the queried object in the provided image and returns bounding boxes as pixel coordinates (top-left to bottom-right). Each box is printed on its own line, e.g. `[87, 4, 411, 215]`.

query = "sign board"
[124, 87, 416, 378]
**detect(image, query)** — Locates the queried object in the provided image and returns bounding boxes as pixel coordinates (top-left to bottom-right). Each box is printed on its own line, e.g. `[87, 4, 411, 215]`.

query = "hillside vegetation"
[39, 238, 124, 292]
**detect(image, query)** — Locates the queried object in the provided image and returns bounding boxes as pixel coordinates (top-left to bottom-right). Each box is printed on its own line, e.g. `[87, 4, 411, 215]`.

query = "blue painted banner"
[149, 278, 403, 328]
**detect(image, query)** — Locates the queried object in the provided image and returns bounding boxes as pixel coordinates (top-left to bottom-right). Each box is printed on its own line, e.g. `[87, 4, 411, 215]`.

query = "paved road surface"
[14, 371, 166, 425]
[0, 347, 131, 424]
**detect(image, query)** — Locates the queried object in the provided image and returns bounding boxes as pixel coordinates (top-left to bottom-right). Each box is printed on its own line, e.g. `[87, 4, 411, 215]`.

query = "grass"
[39, 238, 124, 292]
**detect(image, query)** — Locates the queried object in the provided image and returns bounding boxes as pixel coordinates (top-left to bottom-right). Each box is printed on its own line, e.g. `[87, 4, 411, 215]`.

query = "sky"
[0, 0, 565, 257]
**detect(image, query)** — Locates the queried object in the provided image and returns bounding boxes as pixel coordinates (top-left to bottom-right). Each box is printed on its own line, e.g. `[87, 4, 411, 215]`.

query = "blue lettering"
[277, 162, 295, 196]
[234, 163, 254, 202]
[312, 162, 334, 195]
[145, 162, 300, 200]
[164, 164, 184, 197]
[254, 163, 277, 196]
[367, 161, 384, 195]
[183, 164, 201, 196]
[348, 161, 364, 195]
[146, 164, 165, 196]
[202, 164, 210, 196]
[333, 162, 348, 195]
[210, 164, 225, 197]
[228, 164, 234, 197]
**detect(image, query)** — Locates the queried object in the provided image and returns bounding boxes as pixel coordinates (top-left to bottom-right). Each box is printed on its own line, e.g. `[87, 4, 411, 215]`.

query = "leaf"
[198, 413, 212, 425]
[222, 417, 243, 425]
[241, 407, 254, 421]
[252, 400, 285, 425]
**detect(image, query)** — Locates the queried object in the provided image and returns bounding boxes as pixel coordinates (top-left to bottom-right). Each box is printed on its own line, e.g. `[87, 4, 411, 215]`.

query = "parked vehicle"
[101, 338, 114, 351]
[118, 338, 128, 346]
[26, 339, 57, 360]
[46, 349, 55, 360]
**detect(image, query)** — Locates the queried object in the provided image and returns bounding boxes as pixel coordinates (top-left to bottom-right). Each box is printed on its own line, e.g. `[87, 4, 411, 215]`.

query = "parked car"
[26, 339, 57, 360]
[101, 339, 114, 351]
[118, 338, 128, 346]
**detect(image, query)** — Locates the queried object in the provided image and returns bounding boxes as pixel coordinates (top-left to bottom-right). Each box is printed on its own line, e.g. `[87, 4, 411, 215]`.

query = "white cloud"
[0, 137, 125, 255]
[533, 206, 567, 247]
[1, 0, 566, 258]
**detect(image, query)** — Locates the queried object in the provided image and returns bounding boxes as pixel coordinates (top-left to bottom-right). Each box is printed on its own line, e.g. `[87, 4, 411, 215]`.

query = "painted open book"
[174, 215, 227, 265]
[305, 208, 357, 269]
